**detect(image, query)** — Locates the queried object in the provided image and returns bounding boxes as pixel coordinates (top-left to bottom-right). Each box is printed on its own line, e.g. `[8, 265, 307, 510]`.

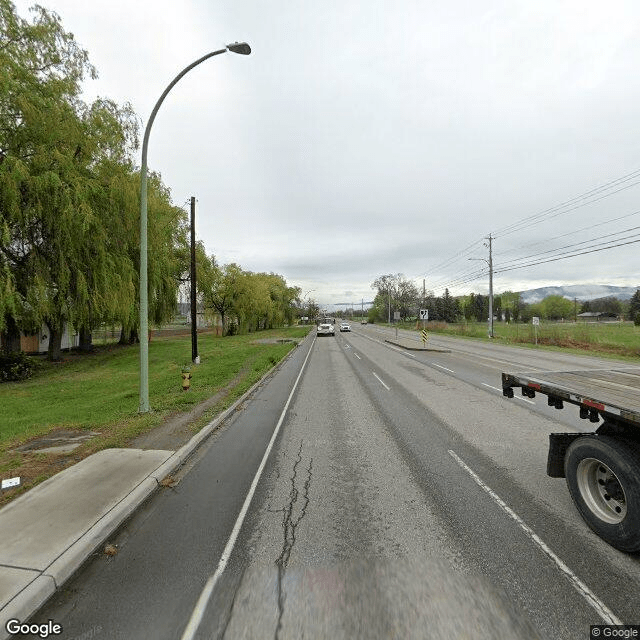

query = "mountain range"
[517, 284, 639, 304]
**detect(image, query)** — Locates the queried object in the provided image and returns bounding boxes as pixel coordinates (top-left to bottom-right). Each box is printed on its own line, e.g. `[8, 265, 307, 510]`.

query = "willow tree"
[0, 2, 144, 358]
[0, 0, 93, 351]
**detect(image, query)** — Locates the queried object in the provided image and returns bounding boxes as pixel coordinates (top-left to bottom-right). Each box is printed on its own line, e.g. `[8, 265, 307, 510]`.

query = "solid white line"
[482, 383, 502, 392]
[372, 371, 390, 390]
[354, 353, 361, 360]
[447, 450, 622, 626]
[432, 363, 455, 373]
[180, 337, 317, 640]
[516, 396, 535, 405]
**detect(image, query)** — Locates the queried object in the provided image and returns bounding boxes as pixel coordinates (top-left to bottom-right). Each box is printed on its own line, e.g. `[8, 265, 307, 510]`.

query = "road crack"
[274, 440, 313, 640]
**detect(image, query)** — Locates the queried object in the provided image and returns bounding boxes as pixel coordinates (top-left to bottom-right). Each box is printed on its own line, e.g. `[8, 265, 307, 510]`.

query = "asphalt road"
[27, 326, 640, 639]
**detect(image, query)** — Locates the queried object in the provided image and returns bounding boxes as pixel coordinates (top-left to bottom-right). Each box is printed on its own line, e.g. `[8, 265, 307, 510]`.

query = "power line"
[418, 168, 640, 294]
[491, 169, 640, 239]
[495, 237, 640, 274]
[494, 208, 640, 258]
[495, 225, 640, 269]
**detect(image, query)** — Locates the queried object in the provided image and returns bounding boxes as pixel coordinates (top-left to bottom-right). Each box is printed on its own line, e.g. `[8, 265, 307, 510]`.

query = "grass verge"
[386, 320, 640, 361]
[0, 326, 311, 507]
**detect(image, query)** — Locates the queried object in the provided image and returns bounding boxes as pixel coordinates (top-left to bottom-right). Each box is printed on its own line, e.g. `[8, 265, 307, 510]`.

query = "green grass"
[0, 326, 312, 449]
[389, 320, 640, 360]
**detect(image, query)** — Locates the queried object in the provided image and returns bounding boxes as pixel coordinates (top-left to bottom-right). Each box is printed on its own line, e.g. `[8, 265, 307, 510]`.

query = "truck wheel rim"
[576, 458, 627, 524]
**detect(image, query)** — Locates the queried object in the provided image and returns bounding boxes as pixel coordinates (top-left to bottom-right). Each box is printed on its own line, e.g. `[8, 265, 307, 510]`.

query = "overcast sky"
[13, 0, 640, 309]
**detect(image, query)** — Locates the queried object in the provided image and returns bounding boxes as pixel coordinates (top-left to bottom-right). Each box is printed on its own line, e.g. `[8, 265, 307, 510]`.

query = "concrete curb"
[0, 336, 308, 638]
[384, 338, 451, 353]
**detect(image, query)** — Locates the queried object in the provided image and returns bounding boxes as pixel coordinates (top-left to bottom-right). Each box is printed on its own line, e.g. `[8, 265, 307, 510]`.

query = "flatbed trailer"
[502, 366, 640, 552]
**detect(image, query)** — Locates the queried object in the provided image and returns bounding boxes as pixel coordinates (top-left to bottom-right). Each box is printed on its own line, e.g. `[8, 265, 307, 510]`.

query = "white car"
[317, 322, 335, 336]
[339, 323, 351, 332]
[318, 322, 336, 336]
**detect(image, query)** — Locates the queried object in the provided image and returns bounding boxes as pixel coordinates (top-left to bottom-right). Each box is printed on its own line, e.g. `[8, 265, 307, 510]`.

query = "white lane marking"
[432, 363, 455, 373]
[447, 450, 623, 626]
[180, 337, 316, 640]
[482, 383, 536, 405]
[372, 371, 390, 390]
[354, 353, 361, 360]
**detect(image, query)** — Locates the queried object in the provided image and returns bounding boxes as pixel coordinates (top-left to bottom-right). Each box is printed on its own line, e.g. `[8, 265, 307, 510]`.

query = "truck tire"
[565, 435, 640, 552]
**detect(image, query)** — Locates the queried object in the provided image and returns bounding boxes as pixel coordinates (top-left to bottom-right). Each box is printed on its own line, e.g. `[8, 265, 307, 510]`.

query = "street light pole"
[139, 42, 251, 413]
[302, 289, 315, 323]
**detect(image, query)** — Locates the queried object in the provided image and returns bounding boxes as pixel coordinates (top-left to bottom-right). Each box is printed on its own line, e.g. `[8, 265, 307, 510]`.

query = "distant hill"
[518, 284, 639, 304]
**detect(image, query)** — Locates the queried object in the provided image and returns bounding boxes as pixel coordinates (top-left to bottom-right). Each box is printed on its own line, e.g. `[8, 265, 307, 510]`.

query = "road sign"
[532, 317, 540, 326]
[421, 329, 428, 343]
[419, 309, 428, 320]
[394, 311, 400, 320]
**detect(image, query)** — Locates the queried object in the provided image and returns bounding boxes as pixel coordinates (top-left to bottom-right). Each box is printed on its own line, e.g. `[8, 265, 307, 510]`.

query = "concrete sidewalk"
[0, 448, 175, 637]
[384, 337, 451, 353]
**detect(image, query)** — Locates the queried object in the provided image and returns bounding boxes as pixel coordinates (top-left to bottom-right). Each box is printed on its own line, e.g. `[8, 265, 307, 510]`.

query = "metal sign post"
[420, 309, 428, 336]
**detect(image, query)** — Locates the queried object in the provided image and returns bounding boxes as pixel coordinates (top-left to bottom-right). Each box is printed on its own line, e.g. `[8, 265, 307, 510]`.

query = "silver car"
[339, 323, 351, 332]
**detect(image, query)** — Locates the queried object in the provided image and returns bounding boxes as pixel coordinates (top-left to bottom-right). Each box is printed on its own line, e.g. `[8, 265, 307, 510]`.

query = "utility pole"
[190, 196, 199, 364]
[488, 233, 494, 338]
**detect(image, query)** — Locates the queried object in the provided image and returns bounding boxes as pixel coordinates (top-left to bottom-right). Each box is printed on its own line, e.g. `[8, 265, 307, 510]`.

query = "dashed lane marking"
[372, 372, 390, 390]
[432, 363, 455, 373]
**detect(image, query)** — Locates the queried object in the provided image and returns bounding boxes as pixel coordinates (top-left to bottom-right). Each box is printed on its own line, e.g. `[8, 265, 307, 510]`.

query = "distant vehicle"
[339, 322, 351, 332]
[317, 322, 335, 337]
[361, 320, 368, 324]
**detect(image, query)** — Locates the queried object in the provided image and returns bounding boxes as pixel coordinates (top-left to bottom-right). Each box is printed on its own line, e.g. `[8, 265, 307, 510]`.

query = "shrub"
[0, 351, 38, 382]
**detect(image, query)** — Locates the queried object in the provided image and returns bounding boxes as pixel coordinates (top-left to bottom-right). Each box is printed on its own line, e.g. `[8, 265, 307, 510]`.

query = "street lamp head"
[227, 42, 251, 55]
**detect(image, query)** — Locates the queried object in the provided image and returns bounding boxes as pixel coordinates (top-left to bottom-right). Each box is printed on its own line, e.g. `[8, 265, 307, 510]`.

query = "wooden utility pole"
[190, 196, 199, 364]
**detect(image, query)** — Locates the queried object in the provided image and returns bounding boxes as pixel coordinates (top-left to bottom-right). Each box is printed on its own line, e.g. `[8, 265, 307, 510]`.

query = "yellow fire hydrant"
[181, 368, 192, 391]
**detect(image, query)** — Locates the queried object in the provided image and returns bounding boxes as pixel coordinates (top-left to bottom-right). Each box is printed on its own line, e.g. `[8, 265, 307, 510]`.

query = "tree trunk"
[1, 316, 22, 354]
[119, 327, 139, 344]
[79, 326, 94, 352]
[46, 321, 63, 361]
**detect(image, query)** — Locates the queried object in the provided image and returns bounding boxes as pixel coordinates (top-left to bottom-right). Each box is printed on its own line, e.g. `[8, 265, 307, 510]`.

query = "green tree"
[202, 262, 243, 335]
[500, 291, 523, 323]
[588, 296, 622, 316]
[541, 295, 573, 320]
[0, 2, 143, 358]
[628, 290, 640, 324]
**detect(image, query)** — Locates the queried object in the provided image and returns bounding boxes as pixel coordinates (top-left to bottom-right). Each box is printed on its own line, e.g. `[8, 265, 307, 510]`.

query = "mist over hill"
[518, 284, 639, 304]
